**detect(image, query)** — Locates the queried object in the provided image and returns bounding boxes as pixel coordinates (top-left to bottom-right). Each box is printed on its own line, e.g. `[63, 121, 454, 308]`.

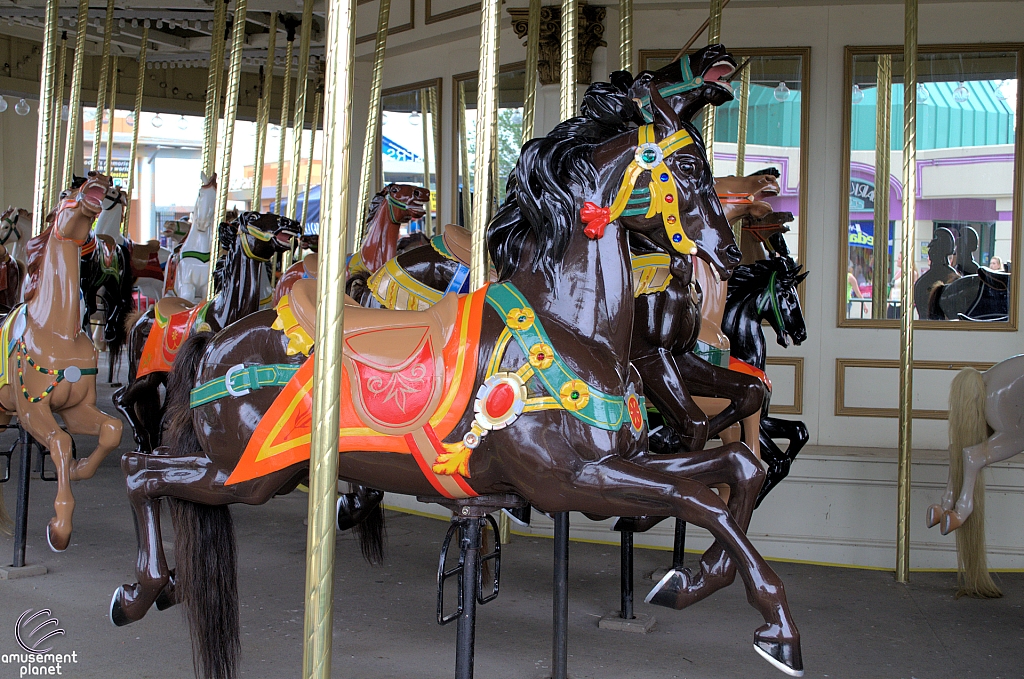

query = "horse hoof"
[46, 522, 68, 553]
[941, 510, 965, 535]
[925, 504, 943, 528]
[644, 568, 690, 609]
[109, 587, 132, 627]
[753, 638, 804, 677]
[155, 572, 178, 611]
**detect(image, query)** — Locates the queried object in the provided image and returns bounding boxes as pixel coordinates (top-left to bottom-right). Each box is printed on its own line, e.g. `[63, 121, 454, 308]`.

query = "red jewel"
[665, 195, 674, 203]
[537, 353, 545, 360]
[486, 382, 516, 419]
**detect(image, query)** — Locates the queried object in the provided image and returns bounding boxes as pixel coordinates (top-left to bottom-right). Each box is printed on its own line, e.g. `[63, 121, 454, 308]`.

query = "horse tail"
[164, 332, 240, 679]
[928, 281, 946, 320]
[354, 503, 387, 565]
[106, 245, 137, 370]
[124, 308, 145, 335]
[947, 367, 1002, 599]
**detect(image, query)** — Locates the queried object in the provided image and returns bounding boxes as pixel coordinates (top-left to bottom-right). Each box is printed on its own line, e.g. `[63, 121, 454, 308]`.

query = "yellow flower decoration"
[506, 307, 535, 331]
[528, 342, 555, 370]
[559, 379, 590, 411]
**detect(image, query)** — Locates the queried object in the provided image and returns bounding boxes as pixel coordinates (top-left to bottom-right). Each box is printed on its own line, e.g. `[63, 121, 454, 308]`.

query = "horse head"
[376, 183, 429, 224]
[162, 219, 191, 244]
[716, 170, 781, 222]
[193, 172, 218, 232]
[730, 256, 809, 347]
[622, 43, 737, 124]
[236, 211, 302, 261]
[56, 172, 110, 242]
[299, 233, 319, 252]
[0, 206, 28, 247]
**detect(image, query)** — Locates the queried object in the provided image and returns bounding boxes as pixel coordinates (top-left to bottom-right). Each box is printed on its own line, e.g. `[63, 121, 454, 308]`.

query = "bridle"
[755, 269, 786, 330]
[0, 212, 23, 246]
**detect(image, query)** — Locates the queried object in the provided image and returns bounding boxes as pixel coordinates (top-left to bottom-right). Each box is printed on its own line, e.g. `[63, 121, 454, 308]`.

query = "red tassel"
[580, 201, 611, 239]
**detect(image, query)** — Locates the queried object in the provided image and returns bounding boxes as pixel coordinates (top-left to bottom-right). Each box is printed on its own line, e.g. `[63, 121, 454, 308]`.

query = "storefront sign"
[849, 221, 894, 252]
[849, 178, 875, 211]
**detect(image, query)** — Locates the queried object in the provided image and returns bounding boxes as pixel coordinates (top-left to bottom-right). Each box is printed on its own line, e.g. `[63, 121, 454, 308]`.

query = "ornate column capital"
[509, 3, 606, 86]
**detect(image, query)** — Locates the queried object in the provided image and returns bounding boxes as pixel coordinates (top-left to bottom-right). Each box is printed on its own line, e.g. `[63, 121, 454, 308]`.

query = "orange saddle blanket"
[137, 303, 207, 378]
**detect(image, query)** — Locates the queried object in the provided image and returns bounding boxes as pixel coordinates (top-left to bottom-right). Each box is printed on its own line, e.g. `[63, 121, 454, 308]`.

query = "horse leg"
[558, 455, 801, 674]
[60, 401, 124, 481]
[944, 431, 1021, 533]
[633, 349, 709, 452]
[755, 417, 809, 508]
[113, 374, 165, 453]
[677, 352, 765, 441]
[19, 407, 77, 551]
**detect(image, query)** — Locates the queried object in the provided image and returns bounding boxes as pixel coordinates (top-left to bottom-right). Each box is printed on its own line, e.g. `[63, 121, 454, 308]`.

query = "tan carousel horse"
[0, 173, 124, 551]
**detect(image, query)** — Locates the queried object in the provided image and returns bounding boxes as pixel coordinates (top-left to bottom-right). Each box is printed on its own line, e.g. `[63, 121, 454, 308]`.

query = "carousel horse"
[161, 219, 193, 298]
[0, 173, 124, 552]
[344, 182, 430, 288]
[131, 219, 191, 303]
[110, 82, 802, 678]
[273, 233, 320, 305]
[926, 354, 1024, 598]
[723, 254, 810, 505]
[174, 172, 218, 303]
[80, 182, 135, 382]
[0, 207, 29, 312]
[928, 266, 1010, 322]
[114, 212, 301, 454]
[0, 206, 31, 265]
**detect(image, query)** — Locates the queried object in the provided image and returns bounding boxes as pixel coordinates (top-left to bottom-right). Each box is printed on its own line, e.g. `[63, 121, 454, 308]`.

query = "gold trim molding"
[834, 358, 995, 420]
[765, 356, 804, 415]
[425, 0, 479, 25]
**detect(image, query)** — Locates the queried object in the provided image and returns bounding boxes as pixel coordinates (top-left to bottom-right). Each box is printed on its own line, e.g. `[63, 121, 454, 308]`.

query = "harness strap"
[190, 364, 300, 408]
[181, 250, 212, 263]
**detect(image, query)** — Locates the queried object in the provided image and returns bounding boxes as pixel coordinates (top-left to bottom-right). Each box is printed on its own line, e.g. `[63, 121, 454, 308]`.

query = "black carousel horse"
[109, 81, 803, 678]
[928, 265, 1010, 322]
[723, 253, 809, 505]
[113, 212, 301, 454]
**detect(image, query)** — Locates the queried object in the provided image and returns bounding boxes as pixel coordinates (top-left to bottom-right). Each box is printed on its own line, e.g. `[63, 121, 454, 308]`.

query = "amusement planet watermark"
[2, 609, 79, 676]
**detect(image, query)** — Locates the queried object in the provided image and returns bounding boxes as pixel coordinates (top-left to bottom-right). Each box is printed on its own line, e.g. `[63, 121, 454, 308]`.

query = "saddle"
[978, 266, 1010, 291]
[441, 224, 472, 266]
[131, 240, 164, 278]
[155, 296, 194, 320]
[289, 277, 457, 435]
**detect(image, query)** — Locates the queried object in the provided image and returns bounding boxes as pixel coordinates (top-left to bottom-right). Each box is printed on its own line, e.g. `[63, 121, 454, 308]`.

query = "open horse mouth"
[702, 60, 737, 95]
[79, 182, 108, 211]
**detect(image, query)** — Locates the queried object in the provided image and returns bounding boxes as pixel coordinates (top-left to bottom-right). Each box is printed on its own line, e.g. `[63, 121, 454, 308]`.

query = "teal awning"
[713, 84, 802, 148]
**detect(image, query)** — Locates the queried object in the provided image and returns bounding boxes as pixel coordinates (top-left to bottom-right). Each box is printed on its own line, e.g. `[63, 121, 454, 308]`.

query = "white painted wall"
[0, 98, 39, 214]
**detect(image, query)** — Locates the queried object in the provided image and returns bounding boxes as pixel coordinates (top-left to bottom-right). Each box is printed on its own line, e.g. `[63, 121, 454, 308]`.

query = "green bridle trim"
[181, 250, 212, 263]
[638, 58, 703, 123]
[755, 270, 785, 329]
[386, 194, 410, 224]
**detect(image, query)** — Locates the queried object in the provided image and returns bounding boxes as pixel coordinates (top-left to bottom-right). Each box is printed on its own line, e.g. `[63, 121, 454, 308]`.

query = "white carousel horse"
[926, 353, 1024, 598]
[173, 172, 217, 303]
[0, 206, 31, 266]
[94, 184, 127, 243]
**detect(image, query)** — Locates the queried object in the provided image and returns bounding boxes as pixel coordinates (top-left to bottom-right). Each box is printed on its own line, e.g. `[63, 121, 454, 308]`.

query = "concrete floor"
[1, 374, 1022, 679]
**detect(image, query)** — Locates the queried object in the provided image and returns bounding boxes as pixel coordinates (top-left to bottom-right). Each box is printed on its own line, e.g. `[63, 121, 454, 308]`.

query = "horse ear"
[648, 78, 681, 138]
[797, 270, 810, 283]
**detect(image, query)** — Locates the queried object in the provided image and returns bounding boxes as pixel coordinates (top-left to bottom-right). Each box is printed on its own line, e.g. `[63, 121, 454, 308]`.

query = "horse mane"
[22, 226, 54, 303]
[364, 186, 390, 227]
[726, 256, 805, 305]
[488, 82, 641, 280]
[212, 220, 239, 294]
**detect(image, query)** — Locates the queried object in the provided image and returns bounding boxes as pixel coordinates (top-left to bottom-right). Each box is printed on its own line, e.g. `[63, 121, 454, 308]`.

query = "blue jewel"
[672, 234, 682, 242]
[660, 173, 669, 182]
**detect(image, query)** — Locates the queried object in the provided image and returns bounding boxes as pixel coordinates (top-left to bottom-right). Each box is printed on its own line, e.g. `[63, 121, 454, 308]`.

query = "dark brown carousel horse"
[110, 83, 802, 678]
[0, 207, 27, 313]
[113, 212, 301, 453]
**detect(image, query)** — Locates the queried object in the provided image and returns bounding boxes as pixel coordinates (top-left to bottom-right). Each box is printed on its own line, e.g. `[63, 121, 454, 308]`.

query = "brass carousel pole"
[420, 87, 433, 235]
[355, 0, 391, 245]
[49, 32, 68, 205]
[122, 23, 149, 237]
[207, 0, 248, 302]
[735, 66, 750, 176]
[302, 0, 357, 673]
[62, 0, 91, 187]
[275, 35, 295, 213]
[559, 0, 577, 119]
[872, 55, 893, 319]
[31, 0, 59, 233]
[252, 12, 279, 206]
[458, 81, 472, 229]
[895, 0, 918, 584]
[521, 0, 541, 143]
[105, 57, 118, 177]
[702, 0, 723, 173]
[202, 0, 228, 177]
[299, 86, 321, 230]
[471, 0, 500, 291]
[619, 0, 632, 73]
[90, 0, 115, 172]
[287, 0, 315, 230]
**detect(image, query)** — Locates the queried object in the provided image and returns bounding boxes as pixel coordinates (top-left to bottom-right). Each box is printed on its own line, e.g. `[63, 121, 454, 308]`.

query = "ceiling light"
[773, 81, 791, 102]
[851, 84, 864, 105]
[15, 99, 30, 116]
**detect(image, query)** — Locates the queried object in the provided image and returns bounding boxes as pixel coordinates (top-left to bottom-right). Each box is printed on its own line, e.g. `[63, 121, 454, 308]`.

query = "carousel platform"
[0, 375, 1021, 679]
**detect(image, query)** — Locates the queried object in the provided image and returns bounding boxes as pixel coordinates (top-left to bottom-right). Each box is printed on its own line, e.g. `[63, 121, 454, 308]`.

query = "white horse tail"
[948, 367, 1001, 598]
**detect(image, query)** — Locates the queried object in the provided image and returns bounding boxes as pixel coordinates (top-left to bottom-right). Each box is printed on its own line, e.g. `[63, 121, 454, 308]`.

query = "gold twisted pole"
[420, 87, 433, 235]
[90, 0, 115, 172]
[288, 0, 315, 226]
[31, 0, 59, 233]
[252, 12, 279, 205]
[355, 0, 391, 244]
[735, 65, 750, 176]
[63, 0, 91, 188]
[49, 32, 68, 206]
[202, 0, 228, 177]
[458, 81, 472, 230]
[302, 0, 357, 674]
[207, 0, 249, 302]
[896, 0, 917, 585]
[521, 0, 541, 144]
[471, 0, 501, 291]
[300, 87, 321, 228]
[123, 23, 149, 237]
[559, 0, 577, 119]
[672, 0, 732, 62]
[872, 55, 892, 319]
[105, 56, 118, 177]
[276, 37, 295, 213]
[619, 0, 632, 73]
[701, 0, 723, 173]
